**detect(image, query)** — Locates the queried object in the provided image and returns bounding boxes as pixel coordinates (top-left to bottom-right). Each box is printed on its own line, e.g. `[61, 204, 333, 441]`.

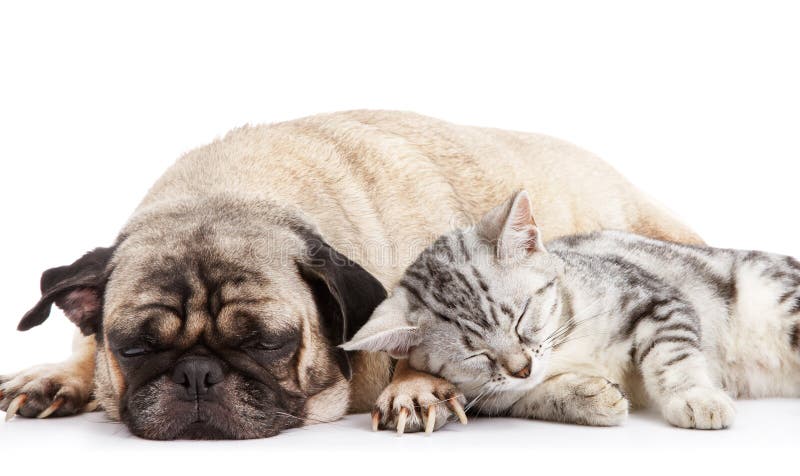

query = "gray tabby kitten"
[343, 191, 800, 432]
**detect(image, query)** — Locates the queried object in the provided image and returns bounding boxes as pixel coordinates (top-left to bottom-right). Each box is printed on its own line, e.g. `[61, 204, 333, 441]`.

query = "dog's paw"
[0, 363, 96, 421]
[373, 371, 467, 435]
[572, 376, 629, 426]
[663, 387, 735, 430]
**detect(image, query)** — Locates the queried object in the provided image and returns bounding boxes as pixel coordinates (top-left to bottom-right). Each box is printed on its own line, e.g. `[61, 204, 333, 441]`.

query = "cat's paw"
[373, 372, 467, 435]
[0, 363, 96, 421]
[510, 373, 628, 426]
[663, 387, 735, 430]
[572, 376, 629, 426]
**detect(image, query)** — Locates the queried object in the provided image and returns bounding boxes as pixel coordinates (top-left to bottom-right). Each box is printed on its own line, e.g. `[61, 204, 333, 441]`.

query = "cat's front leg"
[372, 360, 468, 434]
[509, 372, 629, 426]
[633, 303, 735, 429]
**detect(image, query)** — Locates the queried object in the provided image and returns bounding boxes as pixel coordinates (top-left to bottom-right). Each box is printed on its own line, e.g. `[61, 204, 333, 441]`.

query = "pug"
[0, 110, 701, 439]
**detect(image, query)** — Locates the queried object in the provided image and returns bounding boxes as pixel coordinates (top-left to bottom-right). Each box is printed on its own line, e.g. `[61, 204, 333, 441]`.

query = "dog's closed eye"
[119, 347, 150, 358]
[246, 341, 286, 351]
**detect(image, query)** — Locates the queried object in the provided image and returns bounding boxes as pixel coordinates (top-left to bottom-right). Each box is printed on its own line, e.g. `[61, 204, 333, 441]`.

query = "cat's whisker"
[476, 392, 494, 415]
[544, 309, 606, 344]
[465, 377, 509, 415]
[409, 388, 477, 410]
[270, 410, 342, 425]
[464, 389, 486, 412]
[544, 331, 611, 350]
[547, 331, 603, 349]
[468, 394, 489, 414]
[464, 383, 492, 412]
[543, 301, 603, 342]
[480, 383, 509, 415]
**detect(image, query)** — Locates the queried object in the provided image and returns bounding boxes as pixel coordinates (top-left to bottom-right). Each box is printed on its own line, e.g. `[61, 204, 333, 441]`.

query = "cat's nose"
[504, 355, 532, 379]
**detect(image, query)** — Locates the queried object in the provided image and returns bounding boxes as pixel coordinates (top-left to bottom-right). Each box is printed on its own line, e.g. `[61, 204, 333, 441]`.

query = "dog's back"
[139, 110, 701, 284]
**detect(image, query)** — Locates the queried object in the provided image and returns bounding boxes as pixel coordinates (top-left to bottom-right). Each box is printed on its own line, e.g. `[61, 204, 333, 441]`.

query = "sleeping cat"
[343, 190, 800, 433]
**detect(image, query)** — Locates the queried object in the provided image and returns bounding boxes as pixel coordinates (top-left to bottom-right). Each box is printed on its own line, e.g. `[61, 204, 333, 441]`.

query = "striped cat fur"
[344, 190, 800, 431]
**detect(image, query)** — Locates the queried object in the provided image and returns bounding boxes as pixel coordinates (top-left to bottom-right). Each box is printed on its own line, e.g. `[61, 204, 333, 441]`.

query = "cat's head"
[343, 190, 565, 395]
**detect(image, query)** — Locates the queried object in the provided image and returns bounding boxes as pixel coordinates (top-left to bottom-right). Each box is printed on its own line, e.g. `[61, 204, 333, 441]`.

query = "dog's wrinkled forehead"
[104, 208, 314, 346]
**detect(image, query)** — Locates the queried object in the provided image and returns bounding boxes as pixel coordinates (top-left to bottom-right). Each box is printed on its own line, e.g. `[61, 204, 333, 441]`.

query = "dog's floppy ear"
[296, 231, 387, 380]
[18, 246, 116, 335]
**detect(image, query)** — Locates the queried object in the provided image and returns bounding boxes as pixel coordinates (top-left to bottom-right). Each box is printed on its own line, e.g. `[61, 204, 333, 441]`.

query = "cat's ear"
[340, 290, 419, 359]
[477, 190, 545, 259]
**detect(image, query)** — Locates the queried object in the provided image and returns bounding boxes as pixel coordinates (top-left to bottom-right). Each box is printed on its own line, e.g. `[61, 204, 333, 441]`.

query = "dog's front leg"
[1, 331, 97, 420]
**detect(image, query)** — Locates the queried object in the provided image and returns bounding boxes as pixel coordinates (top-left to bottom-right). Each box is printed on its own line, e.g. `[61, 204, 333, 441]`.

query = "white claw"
[450, 398, 468, 425]
[396, 407, 408, 435]
[5, 394, 27, 421]
[371, 410, 380, 432]
[425, 406, 436, 434]
[37, 398, 64, 419]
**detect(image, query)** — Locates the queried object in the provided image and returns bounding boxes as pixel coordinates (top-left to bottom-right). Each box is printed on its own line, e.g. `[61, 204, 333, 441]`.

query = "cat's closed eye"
[514, 298, 532, 340]
[464, 351, 491, 362]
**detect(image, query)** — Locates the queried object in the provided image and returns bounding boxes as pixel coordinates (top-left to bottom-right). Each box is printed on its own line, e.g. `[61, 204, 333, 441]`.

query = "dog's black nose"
[171, 357, 224, 400]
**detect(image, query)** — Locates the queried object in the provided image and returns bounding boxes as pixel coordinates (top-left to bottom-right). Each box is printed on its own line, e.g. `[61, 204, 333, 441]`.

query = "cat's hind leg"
[508, 372, 629, 426]
[633, 301, 735, 429]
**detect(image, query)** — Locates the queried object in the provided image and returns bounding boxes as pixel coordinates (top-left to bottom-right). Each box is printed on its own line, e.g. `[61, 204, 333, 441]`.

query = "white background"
[0, 0, 798, 474]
